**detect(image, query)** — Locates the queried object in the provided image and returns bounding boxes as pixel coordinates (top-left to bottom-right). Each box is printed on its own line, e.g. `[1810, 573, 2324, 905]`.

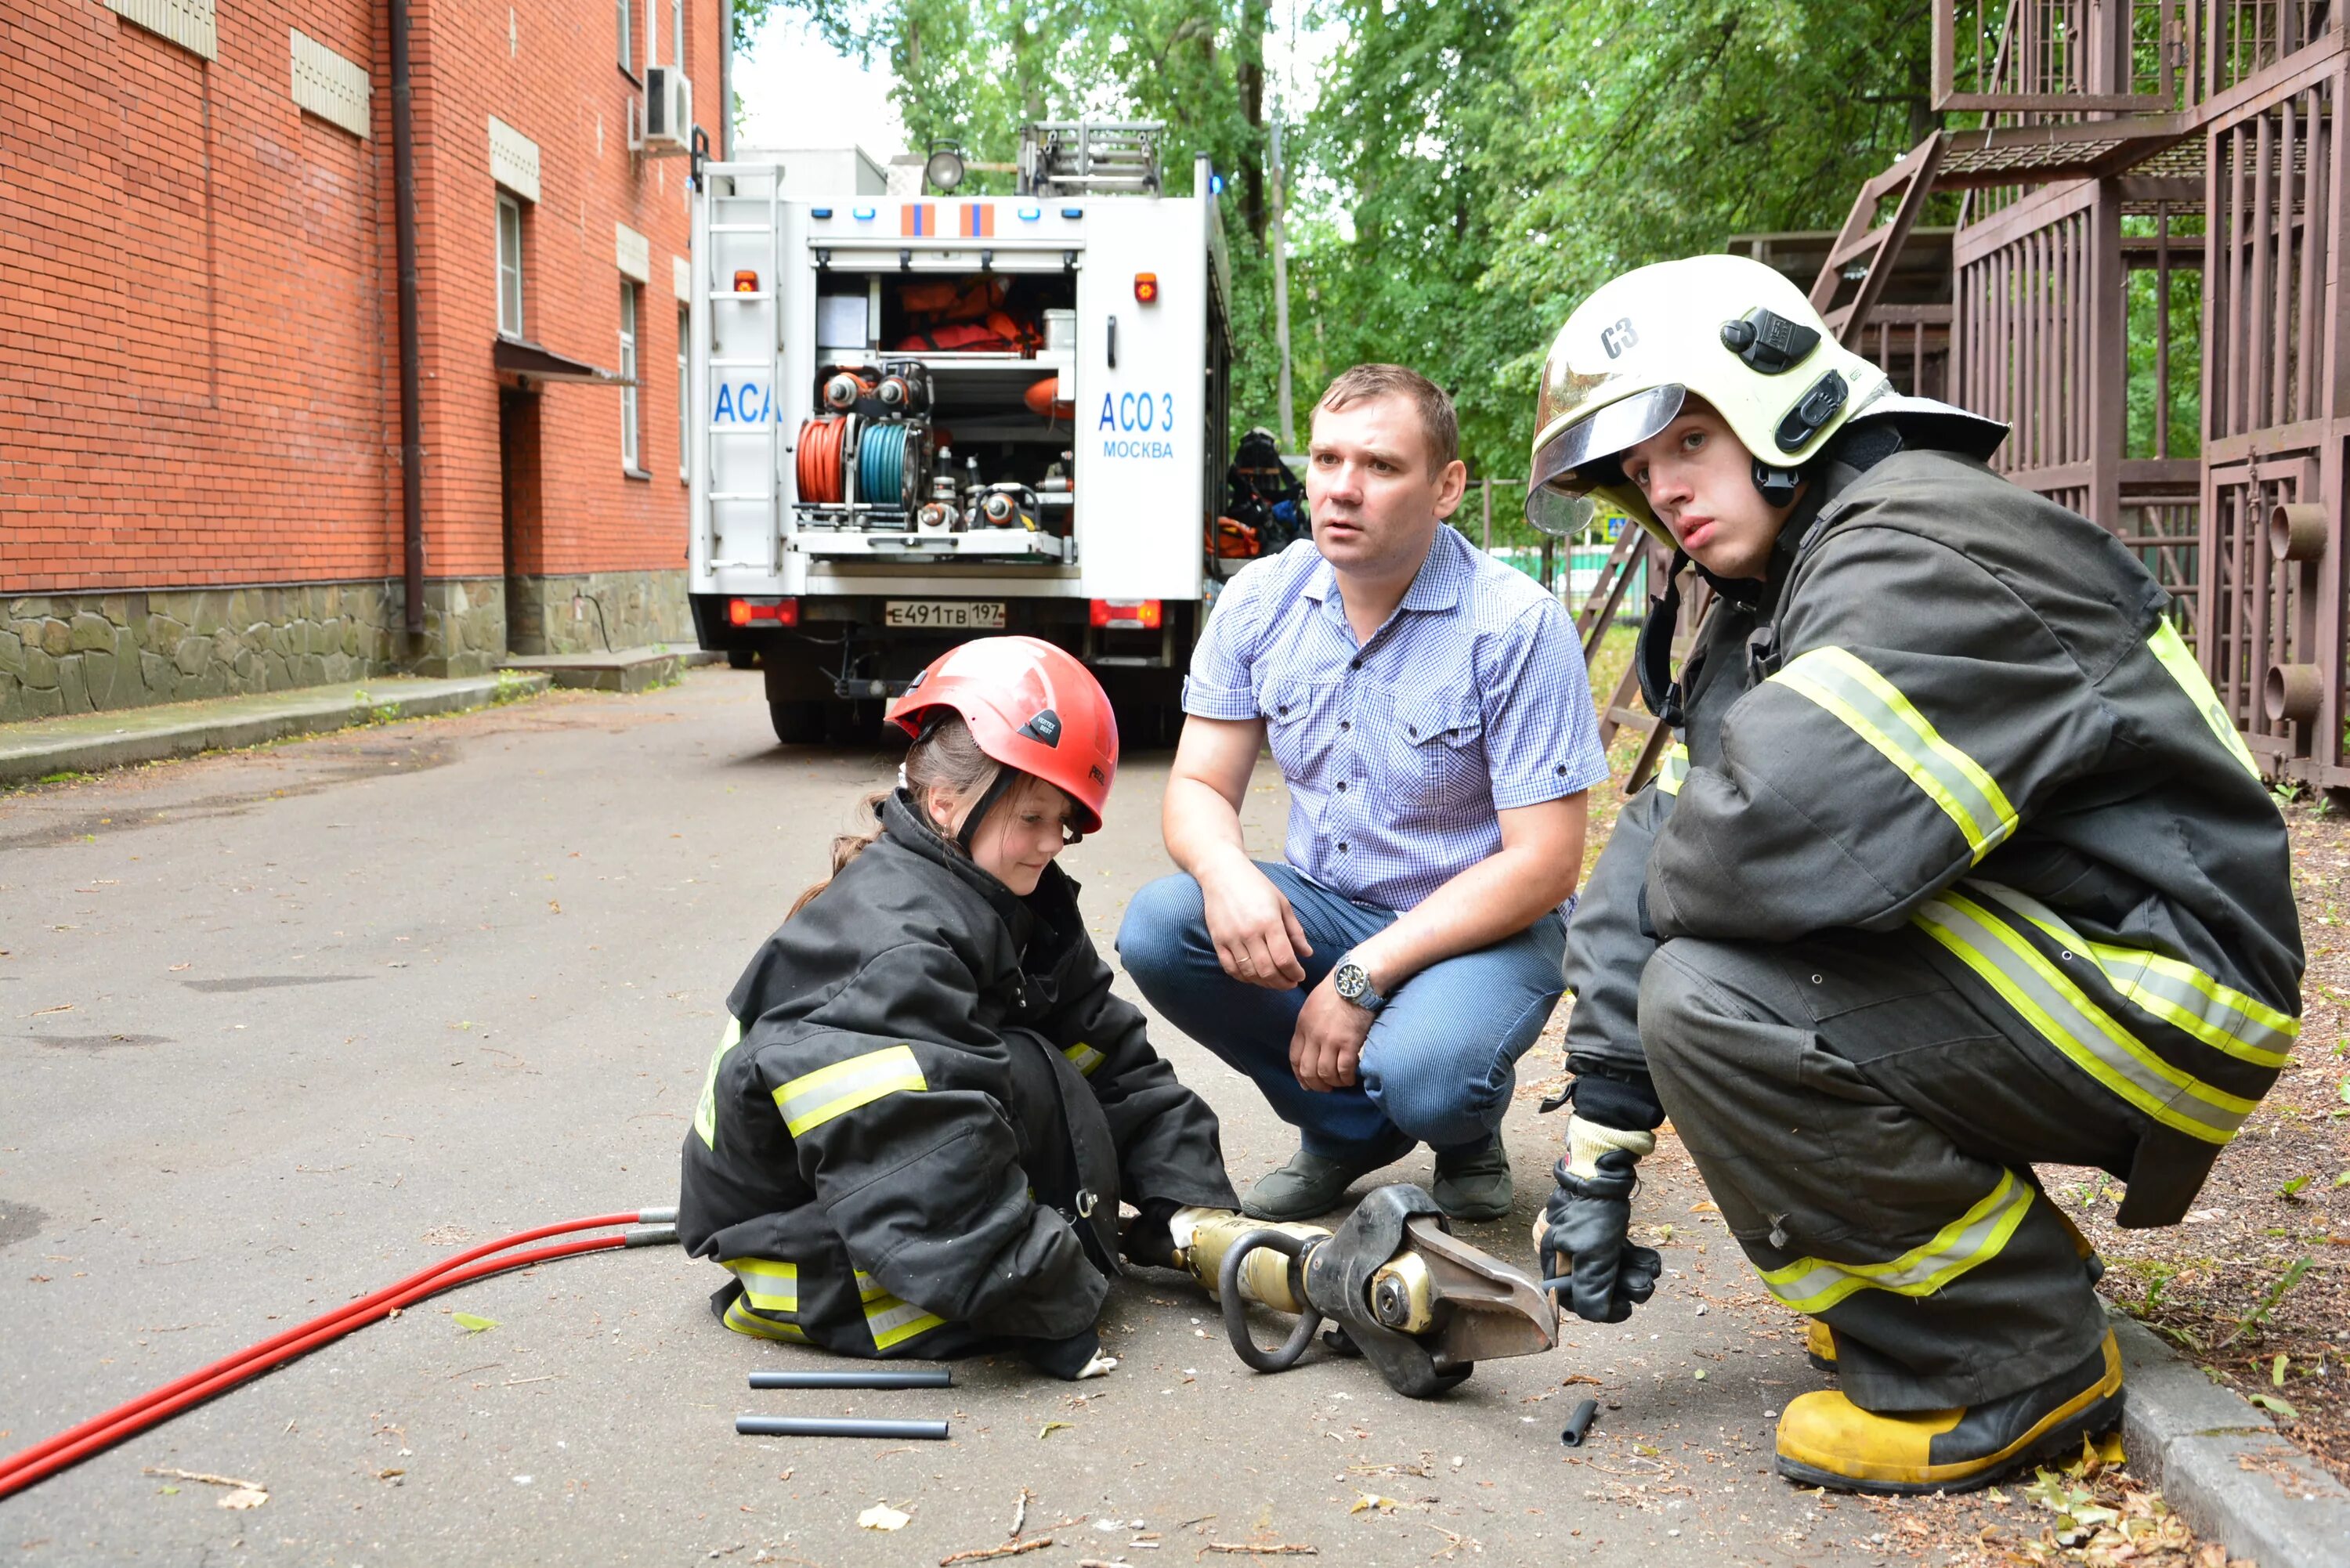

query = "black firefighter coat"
[1561, 426, 2303, 1228]
[678, 790, 1238, 1366]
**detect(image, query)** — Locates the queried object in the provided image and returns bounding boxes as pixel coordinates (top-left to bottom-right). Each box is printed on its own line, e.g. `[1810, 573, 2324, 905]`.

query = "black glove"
[1538, 1150, 1662, 1324]
[1119, 1197, 1181, 1270]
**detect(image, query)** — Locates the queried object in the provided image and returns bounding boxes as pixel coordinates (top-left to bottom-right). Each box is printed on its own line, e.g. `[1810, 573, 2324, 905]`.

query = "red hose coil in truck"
[797, 417, 850, 503]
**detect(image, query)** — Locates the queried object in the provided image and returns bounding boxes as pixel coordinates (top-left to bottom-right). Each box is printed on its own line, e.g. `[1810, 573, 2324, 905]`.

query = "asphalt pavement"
[2, 669, 1919, 1566]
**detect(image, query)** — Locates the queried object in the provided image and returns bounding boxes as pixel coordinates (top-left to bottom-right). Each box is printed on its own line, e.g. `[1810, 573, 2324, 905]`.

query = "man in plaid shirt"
[1119, 365, 1610, 1222]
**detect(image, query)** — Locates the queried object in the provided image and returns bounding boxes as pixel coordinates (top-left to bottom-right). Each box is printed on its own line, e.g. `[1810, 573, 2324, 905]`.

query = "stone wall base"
[504, 570, 692, 656]
[1, 571, 689, 722]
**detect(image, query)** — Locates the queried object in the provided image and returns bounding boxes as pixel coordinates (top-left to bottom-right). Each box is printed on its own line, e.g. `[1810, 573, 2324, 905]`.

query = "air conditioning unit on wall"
[634, 66, 692, 156]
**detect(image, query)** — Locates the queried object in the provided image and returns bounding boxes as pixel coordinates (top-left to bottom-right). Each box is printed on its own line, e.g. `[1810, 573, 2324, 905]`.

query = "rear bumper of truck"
[690, 591, 1192, 699]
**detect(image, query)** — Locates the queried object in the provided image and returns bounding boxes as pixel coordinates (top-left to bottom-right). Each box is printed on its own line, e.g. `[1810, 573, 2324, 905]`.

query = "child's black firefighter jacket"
[678, 791, 1238, 1369]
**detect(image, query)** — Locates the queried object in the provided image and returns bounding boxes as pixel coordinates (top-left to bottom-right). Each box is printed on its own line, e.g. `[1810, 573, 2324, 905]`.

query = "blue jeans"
[1117, 862, 1567, 1163]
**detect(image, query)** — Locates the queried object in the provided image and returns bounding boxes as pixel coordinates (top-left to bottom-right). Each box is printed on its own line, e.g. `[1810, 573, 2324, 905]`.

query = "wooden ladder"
[1574, 534, 1711, 793]
[1808, 132, 1945, 345]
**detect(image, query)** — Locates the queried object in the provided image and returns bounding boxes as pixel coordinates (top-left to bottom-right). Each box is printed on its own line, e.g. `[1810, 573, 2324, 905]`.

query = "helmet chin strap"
[956, 764, 1022, 856]
[1751, 457, 1802, 508]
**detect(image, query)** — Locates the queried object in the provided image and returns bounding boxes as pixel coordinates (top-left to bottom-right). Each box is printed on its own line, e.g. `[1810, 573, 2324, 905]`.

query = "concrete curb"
[2112, 1311, 2350, 1565]
[0, 673, 552, 786]
[498, 645, 721, 693]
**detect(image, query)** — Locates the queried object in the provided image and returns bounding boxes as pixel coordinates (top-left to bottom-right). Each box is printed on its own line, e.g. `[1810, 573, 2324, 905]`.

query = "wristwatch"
[1332, 952, 1390, 1013]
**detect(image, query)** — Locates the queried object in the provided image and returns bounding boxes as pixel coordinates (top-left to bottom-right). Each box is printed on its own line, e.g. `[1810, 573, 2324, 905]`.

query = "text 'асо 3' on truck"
[687, 122, 1237, 745]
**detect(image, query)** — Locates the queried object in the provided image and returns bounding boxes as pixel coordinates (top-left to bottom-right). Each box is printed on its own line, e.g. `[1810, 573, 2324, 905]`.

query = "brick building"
[0, 0, 729, 721]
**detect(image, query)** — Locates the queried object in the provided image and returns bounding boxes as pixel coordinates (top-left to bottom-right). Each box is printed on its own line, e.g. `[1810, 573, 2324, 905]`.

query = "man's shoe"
[1431, 1134, 1513, 1223]
[1775, 1329, 2124, 1495]
[1806, 1319, 1839, 1374]
[1242, 1148, 1390, 1222]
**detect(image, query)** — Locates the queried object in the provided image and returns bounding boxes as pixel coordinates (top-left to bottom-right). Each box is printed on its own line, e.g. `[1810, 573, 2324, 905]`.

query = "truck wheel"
[728, 649, 757, 670]
[768, 699, 826, 745]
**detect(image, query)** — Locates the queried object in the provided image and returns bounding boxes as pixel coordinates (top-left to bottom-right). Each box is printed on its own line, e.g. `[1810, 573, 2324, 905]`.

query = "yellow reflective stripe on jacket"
[854, 1270, 945, 1350]
[1772, 647, 2018, 860]
[1755, 1169, 2034, 1314]
[695, 1015, 744, 1150]
[722, 1255, 800, 1313]
[2148, 621, 2260, 778]
[1914, 889, 2258, 1144]
[723, 1295, 808, 1342]
[1655, 742, 1689, 797]
[1972, 883, 2296, 1069]
[1062, 1041, 1105, 1076]
[772, 1044, 927, 1138]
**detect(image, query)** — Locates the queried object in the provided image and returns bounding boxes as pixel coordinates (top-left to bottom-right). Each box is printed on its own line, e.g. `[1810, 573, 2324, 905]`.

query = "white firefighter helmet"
[1524, 255, 1888, 547]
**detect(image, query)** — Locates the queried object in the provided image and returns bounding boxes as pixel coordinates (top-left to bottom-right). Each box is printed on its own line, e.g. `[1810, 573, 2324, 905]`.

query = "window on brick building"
[677, 306, 691, 481]
[620, 281, 643, 472]
[496, 193, 525, 340]
[616, 0, 632, 74]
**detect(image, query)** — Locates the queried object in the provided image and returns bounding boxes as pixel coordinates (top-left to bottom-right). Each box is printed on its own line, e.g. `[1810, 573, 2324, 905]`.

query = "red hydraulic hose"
[0, 1209, 675, 1502]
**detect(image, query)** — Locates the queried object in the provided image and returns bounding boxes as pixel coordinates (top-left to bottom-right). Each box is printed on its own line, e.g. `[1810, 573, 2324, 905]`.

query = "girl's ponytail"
[786, 715, 1003, 917]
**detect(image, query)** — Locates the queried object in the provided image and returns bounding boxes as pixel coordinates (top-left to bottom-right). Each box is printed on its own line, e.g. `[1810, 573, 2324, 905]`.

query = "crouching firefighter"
[1522, 255, 2303, 1494]
[678, 638, 1240, 1378]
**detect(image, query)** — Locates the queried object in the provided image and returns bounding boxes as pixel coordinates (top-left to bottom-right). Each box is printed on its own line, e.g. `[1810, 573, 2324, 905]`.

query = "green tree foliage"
[1289, 0, 1541, 490]
[740, 0, 1947, 495]
[1484, 0, 1939, 321]
[2123, 216, 2202, 460]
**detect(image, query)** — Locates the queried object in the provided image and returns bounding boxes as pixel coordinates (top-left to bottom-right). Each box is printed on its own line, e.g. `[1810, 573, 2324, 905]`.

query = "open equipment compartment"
[793, 261, 1079, 561]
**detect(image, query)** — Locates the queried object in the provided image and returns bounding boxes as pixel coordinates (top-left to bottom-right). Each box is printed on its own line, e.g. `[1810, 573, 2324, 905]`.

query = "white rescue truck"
[687, 123, 1235, 744]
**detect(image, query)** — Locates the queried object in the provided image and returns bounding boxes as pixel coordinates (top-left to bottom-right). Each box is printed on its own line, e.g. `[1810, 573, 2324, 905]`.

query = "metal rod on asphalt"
[736, 1416, 950, 1440]
[1559, 1397, 1600, 1447]
[747, 1368, 953, 1390]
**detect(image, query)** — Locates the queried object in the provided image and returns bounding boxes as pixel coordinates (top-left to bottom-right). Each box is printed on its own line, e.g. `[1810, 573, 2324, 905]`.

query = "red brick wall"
[411, 0, 707, 580]
[0, 0, 717, 594]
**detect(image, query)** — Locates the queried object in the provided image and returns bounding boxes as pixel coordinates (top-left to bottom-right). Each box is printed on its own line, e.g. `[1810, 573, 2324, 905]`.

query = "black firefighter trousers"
[1637, 930, 2135, 1413]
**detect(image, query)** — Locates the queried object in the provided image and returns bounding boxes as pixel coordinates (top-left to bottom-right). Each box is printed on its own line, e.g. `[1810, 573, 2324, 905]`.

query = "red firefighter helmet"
[885, 637, 1119, 836]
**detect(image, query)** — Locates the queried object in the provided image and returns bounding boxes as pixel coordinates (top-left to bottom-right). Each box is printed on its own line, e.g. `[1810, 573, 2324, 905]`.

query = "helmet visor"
[1527, 383, 1686, 503]
[1524, 487, 1593, 539]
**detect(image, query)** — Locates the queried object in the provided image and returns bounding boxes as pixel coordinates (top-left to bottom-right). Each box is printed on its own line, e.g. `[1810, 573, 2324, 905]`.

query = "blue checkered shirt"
[1183, 526, 1609, 913]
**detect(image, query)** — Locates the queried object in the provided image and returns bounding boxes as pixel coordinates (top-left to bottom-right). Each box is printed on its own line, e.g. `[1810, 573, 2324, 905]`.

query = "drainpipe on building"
[389, 0, 426, 638]
[720, 0, 734, 159]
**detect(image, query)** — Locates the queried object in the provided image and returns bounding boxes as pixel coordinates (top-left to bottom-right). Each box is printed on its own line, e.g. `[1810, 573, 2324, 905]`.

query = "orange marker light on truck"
[1133, 273, 1159, 304]
[727, 597, 799, 627]
[1090, 598, 1162, 630]
[733, 270, 760, 293]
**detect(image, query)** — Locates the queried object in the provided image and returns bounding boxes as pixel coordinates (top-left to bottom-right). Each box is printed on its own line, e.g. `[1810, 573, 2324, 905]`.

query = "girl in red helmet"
[678, 637, 1239, 1378]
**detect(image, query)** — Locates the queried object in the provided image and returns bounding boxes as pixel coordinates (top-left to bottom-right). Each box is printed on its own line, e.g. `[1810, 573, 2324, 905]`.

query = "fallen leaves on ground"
[1987, 1440, 2254, 1566]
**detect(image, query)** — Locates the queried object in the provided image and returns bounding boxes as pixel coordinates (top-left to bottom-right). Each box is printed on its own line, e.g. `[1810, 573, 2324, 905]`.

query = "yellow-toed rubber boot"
[1775, 1329, 2123, 1495]
[1805, 1319, 1838, 1374]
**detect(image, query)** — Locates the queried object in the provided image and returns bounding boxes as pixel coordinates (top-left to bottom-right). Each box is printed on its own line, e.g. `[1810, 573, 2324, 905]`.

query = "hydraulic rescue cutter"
[1171, 1183, 1556, 1398]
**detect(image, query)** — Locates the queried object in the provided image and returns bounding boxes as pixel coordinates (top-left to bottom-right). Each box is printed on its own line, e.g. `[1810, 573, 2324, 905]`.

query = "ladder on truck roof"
[696, 165, 786, 577]
[1018, 121, 1163, 197]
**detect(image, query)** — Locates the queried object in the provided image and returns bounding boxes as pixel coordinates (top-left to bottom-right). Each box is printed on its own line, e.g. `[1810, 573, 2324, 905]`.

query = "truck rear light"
[727, 597, 799, 627]
[1090, 598, 1162, 630]
[732, 270, 758, 293]
[1133, 272, 1159, 304]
